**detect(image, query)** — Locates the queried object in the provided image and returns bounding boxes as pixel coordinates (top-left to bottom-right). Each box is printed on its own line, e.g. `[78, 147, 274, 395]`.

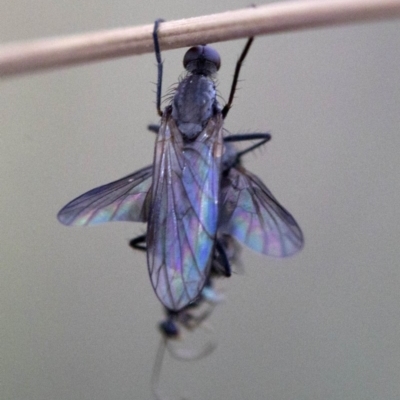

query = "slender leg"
[153, 19, 165, 117]
[147, 124, 160, 134]
[224, 133, 271, 158]
[129, 234, 147, 251]
[214, 239, 232, 277]
[222, 37, 254, 119]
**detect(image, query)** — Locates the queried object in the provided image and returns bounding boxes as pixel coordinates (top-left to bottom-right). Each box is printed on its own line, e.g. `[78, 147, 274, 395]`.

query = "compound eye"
[202, 46, 221, 70]
[183, 45, 221, 71]
[183, 46, 202, 69]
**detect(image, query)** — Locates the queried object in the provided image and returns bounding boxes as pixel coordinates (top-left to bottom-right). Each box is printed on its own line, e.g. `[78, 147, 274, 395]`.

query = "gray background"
[1, 1, 400, 399]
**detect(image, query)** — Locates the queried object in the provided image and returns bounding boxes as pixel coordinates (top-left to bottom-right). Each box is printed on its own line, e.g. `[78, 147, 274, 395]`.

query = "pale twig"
[1, 0, 400, 77]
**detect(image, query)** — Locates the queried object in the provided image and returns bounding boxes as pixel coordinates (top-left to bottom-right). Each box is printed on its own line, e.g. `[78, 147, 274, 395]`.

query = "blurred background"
[1, 1, 400, 399]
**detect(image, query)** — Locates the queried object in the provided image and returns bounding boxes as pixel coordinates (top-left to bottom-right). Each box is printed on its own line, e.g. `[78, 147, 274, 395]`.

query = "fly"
[57, 20, 303, 311]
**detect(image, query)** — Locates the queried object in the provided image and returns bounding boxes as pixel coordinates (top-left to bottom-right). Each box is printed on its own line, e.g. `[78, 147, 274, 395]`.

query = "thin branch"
[1, 0, 400, 77]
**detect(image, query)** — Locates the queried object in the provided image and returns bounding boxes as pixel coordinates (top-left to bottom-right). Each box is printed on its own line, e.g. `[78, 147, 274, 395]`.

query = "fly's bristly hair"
[161, 83, 178, 108]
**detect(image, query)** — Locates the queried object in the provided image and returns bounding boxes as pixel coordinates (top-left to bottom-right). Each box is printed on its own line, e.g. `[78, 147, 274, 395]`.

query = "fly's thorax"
[171, 74, 219, 140]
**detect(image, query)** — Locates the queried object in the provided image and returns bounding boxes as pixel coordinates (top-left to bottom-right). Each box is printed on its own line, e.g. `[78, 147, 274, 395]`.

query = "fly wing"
[57, 165, 153, 226]
[219, 167, 303, 257]
[147, 112, 223, 311]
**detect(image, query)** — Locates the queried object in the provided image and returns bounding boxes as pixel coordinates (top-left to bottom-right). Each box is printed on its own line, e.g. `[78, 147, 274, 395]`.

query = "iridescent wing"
[57, 165, 153, 226]
[219, 166, 303, 257]
[147, 111, 224, 311]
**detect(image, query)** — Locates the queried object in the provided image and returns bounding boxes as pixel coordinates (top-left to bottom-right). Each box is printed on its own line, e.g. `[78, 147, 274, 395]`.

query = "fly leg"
[147, 124, 159, 134]
[222, 37, 254, 119]
[224, 132, 271, 158]
[129, 234, 146, 251]
[214, 239, 232, 277]
[153, 19, 165, 117]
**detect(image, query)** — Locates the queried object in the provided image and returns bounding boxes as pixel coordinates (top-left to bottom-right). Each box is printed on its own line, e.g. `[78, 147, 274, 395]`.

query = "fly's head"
[183, 45, 221, 77]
